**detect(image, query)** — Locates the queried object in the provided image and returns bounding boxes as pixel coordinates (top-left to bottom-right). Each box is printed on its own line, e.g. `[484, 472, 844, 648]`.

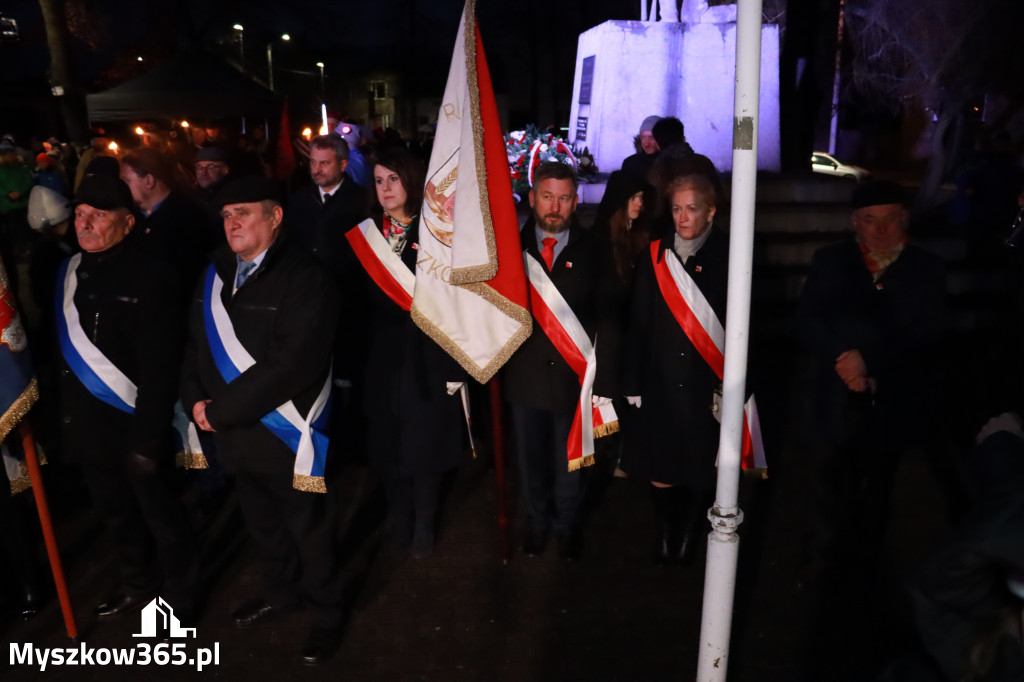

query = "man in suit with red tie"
[502, 162, 607, 562]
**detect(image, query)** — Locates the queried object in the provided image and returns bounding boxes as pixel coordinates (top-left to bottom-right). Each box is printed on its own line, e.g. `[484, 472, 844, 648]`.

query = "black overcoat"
[129, 191, 210, 285]
[56, 241, 186, 462]
[285, 176, 367, 265]
[620, 228, 729, 488]
[180, 235, 339, 473]
[502, 217, 606, 412]
[339, 214, 466, 477]
[795, 238, 945, 450]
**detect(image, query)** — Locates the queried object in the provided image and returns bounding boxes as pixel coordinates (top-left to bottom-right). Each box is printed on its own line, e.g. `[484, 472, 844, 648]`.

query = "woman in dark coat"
[621, 169, 728, 566]
[591, 170, 654, 474]
[344, 148, 465, 557]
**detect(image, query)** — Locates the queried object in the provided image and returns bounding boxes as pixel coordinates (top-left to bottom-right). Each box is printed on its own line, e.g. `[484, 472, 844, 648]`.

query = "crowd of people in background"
[1, 108, 1022, 678]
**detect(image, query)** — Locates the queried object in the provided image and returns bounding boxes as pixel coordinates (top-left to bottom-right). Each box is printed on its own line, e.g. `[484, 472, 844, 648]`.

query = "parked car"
[810, 152, 869, 181]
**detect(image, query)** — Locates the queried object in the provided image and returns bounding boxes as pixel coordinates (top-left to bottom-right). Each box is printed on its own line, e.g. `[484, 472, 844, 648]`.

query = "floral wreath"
[504, 125, 597, 201]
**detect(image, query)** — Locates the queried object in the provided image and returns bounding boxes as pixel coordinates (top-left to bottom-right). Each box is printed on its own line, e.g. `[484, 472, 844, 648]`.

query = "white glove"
[446, 381, 465, 396]
[592, 395, 612, 407]
[976, 412, 1024, 444]
[626, 396, 642, 408]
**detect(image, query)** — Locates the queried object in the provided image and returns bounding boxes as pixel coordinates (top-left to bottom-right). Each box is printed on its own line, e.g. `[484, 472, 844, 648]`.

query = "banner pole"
[488, 376, 511, 563]
[19, 421, 78, 640]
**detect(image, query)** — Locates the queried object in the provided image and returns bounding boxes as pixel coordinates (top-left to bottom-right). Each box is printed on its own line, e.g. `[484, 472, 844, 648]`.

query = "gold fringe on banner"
[0, 378, 39, 442]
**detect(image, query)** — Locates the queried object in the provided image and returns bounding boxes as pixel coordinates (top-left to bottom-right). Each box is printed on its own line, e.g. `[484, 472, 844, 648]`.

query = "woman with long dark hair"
[592, 171, 654, 476]
[342, 147, 466, 558]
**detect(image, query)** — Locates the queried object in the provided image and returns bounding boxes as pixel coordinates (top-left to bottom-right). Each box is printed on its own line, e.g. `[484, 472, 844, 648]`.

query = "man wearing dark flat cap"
[56, 174, 199, 623]
[180, 176, 343, 665]
[796, 180, 946, 582]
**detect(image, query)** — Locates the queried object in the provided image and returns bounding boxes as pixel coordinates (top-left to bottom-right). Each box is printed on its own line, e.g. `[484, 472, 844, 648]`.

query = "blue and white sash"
[202, 265, 331, 493]
[56, 254, 206, 468]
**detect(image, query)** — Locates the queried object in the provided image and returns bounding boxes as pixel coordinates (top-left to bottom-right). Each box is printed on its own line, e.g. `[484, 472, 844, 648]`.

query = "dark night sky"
[0, 0, 797, 140]
[1, 0, 647, 91]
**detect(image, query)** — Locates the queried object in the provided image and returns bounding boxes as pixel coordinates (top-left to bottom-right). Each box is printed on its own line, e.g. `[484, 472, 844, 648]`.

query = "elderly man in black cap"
[180, 176, 343, 665]
[796, 180, 946, 583]
[56, 174, 199, 622]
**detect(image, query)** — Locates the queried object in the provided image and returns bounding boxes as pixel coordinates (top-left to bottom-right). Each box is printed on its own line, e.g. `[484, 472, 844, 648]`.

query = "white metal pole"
[695, 0, 762, 679]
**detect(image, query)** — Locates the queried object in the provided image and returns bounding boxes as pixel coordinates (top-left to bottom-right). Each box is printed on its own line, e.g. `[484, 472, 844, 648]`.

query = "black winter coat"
[339, 214, 466, 476]
[620, 229, 729, 488]
[180, 235, 339, 473]
[285, 177, 367, 265]
[796, 238, 945, 450]
[56, 241, 186, 462]
[502, 218, 606, 413]
[129, 191, 210, 286]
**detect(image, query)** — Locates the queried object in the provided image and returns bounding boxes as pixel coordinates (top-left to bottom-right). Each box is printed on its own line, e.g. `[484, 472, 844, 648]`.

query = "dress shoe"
[521, 527, 548, 557]
[95, 592, 156, 620]
[232, 599, 281, 628]
[302, 626, 340, 666]
[557, 528, 583, 563]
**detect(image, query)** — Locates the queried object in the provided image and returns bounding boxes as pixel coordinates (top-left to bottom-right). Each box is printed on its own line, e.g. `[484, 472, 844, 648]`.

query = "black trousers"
[510, 404, 585, 535]
[80, 451, 199, 613]
[233, 463, 343, 627]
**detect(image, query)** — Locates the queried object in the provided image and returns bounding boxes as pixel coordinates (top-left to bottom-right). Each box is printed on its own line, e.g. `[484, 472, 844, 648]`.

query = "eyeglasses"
[195, 163, 227, 173]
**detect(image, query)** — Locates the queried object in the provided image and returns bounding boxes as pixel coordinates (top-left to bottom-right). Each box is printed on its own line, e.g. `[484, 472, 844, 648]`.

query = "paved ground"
[2, 345, 961, 682]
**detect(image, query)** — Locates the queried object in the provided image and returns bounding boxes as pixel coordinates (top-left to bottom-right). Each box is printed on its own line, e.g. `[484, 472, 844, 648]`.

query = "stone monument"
[567, 0, 780, 175]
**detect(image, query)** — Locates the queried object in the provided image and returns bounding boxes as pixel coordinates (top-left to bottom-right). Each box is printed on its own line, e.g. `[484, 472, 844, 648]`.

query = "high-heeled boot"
[650, 486, 679, 566]
[676, 488, 709, 567]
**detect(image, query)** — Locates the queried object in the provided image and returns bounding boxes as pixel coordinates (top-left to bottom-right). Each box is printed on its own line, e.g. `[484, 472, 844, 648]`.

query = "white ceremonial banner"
[411, 0, 532, 384]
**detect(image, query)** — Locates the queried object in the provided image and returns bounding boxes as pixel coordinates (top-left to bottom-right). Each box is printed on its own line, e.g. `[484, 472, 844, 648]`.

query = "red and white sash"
[650, 242, 767, 470]
[525, 252, 618, 472]
[345, 218, 415, 310]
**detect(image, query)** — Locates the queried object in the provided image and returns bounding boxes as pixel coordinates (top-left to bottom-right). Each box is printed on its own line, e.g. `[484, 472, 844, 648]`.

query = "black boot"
[384, 476, 414, 556]
[411, 474, 442, 559]
[650, 486, 678, 566]
[676, 488, 708, 567]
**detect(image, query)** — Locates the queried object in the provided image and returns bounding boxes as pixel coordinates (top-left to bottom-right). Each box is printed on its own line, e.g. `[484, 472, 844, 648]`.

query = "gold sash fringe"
[567, 453, 596, 472]
[176, 451, 209, 470]
[593, 420, 620, 439]
[9, 453, 46, 495]
[293, 473, 327, 494]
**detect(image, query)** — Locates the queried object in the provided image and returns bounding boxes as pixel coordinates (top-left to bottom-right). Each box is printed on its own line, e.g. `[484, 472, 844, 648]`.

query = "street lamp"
[233, 24, 244, 70]
[266, 33, 290, 91]
[316, 61, 325, 99]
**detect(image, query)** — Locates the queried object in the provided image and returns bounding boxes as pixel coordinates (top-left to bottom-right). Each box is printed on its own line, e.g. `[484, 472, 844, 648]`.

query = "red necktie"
[541, 237, 556, 271]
